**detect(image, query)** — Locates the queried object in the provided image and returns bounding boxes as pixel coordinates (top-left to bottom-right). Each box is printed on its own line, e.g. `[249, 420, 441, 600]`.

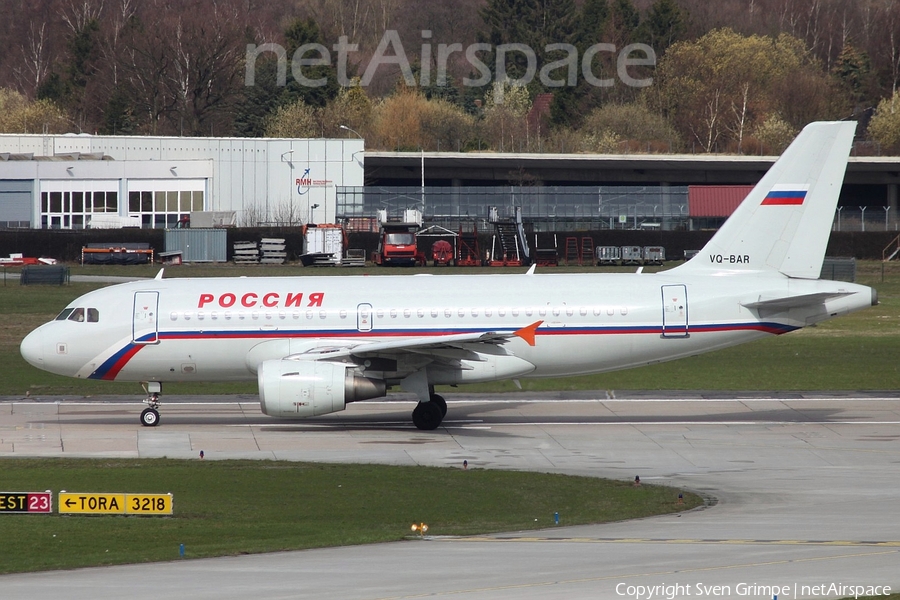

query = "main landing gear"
[140, 382, 162, 427]
[412, 392, 447, 431]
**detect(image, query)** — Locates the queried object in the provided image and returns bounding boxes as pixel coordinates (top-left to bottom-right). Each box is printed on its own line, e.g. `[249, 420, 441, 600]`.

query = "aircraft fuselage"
[21, 270, 874, 386]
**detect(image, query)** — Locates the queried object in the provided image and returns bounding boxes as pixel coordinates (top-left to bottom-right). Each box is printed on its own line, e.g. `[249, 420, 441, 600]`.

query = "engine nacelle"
[258, 360, 386, 418]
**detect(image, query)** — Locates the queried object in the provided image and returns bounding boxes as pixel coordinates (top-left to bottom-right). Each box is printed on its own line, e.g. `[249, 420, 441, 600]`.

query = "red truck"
[372, 223, 426, 266]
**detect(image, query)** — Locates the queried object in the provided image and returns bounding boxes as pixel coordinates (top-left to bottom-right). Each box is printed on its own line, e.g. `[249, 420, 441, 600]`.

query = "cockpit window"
[59, 307, 99, 322]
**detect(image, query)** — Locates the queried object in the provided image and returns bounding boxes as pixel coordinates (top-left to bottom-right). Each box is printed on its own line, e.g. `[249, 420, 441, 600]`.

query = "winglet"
[514, 320, 543, 346]
[526, 264, 536, 275]
[155, 268, 165, 280]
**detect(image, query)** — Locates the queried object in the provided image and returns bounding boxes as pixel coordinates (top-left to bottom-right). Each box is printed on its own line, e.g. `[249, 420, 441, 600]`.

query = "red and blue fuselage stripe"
[86, 322, 799, 380]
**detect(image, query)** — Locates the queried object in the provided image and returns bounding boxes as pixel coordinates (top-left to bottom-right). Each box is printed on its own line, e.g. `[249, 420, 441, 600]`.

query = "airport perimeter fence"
[833, 207, 900, 232]
[337, 185, 692, 232]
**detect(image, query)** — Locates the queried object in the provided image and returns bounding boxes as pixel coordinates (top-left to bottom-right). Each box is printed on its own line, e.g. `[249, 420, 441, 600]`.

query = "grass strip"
[0, 458, 701, 574]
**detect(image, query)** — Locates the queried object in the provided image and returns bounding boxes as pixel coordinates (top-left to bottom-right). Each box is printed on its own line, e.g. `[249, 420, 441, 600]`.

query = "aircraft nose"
[20, 328, 44, 369]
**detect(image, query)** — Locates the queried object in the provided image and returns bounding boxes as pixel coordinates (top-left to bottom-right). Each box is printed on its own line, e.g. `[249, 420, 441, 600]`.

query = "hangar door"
[0, 180, 33, 228]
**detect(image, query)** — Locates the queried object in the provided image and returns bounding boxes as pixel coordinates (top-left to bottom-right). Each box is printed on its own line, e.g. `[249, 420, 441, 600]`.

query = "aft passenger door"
[133, 291, 159, 344]
[661, 285, 688, 338]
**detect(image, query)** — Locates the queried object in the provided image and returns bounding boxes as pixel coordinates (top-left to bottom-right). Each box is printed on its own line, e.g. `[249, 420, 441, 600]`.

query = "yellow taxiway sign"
[58, 493, 173, 515]
[126, 494, 173, 515]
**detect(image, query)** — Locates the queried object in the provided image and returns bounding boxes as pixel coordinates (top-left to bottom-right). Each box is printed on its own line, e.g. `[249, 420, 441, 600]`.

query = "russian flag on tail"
[761, 184, 809, 206]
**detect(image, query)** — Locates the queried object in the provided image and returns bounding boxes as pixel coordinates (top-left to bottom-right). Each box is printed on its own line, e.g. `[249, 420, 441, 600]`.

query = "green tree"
[479, 0, 578, 90]
[608, 0, 640, 45]
[753, 113, 797, 154]
[318, 81, 373, 138]
[868, 92, 900, 154]
[370, 89, 475, 151]
[581, 102, 680, 151]
[577, 0, 610, 48]
[550, 0, 608, 127]
[234, 18, 339, 137]
[283, 18, 340, 107]
[264, 100, 318, 138]
[651, 29, 842, 153]
[100, 90, 138, 136]
[37, 18, 101, 130]
[0, 88, 70, 134]
[638, 0, 686, 55]
[480, 81, 532, 151]
[832, 43, 872, 105]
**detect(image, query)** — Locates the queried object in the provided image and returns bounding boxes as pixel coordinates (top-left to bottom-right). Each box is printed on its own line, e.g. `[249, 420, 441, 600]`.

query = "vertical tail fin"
[675, 121, 856, 279]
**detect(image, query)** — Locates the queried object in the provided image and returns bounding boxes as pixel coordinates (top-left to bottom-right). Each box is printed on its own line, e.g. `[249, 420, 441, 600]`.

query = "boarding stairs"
[490, 222, 524, 266]
[884, 234, 900, 262]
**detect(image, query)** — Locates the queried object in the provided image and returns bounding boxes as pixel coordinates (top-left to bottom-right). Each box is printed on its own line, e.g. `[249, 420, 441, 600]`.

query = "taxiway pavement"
[1, 391, 898, 599]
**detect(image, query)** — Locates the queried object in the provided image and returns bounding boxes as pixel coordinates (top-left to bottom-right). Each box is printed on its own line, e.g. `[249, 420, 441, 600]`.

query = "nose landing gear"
[140, 382, 162, 427]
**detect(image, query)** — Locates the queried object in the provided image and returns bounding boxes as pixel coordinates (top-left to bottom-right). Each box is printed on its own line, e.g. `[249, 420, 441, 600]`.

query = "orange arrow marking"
[514, 320, 543, 346]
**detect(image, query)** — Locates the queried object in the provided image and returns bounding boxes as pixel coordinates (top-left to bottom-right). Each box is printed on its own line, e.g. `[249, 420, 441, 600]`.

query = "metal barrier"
[21, 265, 70, 285]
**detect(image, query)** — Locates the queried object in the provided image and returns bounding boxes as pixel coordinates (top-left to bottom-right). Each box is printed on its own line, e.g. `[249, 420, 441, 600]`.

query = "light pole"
[309, 203, 320, 225]
[339, 125, 362, 138]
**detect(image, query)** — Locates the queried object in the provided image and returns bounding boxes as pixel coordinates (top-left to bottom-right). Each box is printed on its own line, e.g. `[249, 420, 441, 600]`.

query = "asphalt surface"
[1, 391, 899, 599]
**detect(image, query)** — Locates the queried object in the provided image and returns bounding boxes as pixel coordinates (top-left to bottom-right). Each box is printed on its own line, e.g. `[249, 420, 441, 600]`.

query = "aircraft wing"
[286, 321, 543, 362]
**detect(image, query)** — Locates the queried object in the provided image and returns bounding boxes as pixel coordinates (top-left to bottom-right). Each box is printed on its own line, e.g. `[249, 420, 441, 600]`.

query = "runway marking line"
[447, 537, 900, 547]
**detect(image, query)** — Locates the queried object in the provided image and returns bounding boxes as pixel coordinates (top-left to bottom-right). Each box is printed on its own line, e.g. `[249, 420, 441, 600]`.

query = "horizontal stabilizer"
[741, 291, 854, 311]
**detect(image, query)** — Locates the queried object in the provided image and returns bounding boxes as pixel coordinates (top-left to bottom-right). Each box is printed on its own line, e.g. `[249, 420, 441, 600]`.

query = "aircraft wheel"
[412, 401, 443, 430]
[430, 393, 447, 417]
[141, 408, 160, 427]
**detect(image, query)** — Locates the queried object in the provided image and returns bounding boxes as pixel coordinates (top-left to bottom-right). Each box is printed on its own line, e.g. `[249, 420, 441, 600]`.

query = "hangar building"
[0, 134, 364, 229]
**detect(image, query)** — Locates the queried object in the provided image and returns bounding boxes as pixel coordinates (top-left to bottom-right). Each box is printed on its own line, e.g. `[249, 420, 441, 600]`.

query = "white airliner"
[20, 121, 876, 430]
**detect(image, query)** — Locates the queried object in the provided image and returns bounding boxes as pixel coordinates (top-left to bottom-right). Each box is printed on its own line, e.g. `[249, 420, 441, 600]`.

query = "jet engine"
[258, 360, 386, 418]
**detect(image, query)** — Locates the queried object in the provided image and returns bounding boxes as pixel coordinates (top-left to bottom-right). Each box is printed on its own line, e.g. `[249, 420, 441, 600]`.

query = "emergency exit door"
[661, 285, 688, 338]
[357, 303, 373, 332]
